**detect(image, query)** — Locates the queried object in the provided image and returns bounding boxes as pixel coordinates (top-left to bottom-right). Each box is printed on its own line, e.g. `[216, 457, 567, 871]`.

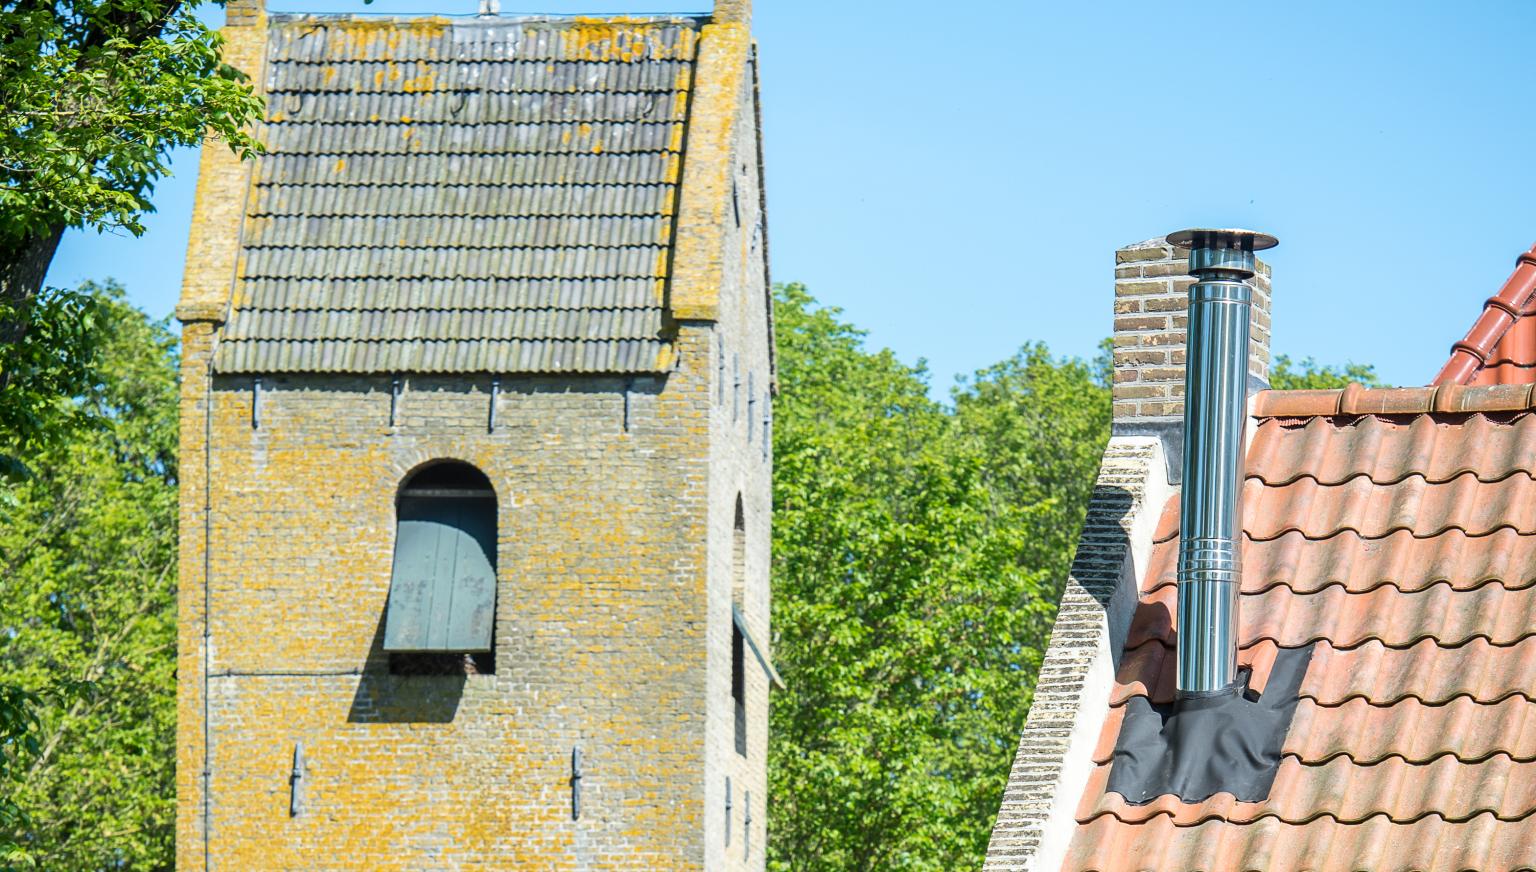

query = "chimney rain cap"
[1166, 228, 1279, 252]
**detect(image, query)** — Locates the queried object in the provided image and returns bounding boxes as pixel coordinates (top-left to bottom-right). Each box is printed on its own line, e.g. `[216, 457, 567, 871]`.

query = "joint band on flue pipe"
[1166, 228, 1277, 697]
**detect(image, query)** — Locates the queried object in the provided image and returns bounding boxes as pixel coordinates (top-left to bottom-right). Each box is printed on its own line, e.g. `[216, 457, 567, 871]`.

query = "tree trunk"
[0, 226, 65, 346]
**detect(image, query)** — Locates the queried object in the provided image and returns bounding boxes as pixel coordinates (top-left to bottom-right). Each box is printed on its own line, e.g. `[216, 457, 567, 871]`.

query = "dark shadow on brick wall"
[347, 610, 466, 724]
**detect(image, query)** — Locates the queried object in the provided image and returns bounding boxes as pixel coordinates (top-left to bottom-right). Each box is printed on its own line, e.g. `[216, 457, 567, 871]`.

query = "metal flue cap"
[1168, 229, 1277, 278]
[1166, 228, 1279, 252]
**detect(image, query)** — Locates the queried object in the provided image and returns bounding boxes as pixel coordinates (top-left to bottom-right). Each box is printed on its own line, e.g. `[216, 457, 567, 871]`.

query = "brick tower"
[175, 2, 775, 868]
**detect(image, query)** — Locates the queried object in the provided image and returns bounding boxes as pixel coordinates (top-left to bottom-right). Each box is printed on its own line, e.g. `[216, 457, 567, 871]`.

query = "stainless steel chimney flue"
[1166, 228, 1278, 696]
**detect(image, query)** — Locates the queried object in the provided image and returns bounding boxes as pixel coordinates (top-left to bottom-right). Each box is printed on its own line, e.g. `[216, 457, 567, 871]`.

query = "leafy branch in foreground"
[0, 1, 263, 337]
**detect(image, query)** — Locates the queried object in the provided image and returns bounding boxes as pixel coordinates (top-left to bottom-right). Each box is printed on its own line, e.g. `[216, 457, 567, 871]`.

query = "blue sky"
[44, 0, 1536, 393]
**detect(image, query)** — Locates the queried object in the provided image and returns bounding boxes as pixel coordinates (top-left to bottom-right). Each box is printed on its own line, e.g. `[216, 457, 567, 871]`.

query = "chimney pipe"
[1166, 228, 1278, 696]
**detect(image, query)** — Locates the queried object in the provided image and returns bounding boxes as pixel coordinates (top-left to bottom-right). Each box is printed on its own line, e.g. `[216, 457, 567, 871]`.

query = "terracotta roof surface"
[1064, 386, 1536, 872]
[214, 15, 699, 374]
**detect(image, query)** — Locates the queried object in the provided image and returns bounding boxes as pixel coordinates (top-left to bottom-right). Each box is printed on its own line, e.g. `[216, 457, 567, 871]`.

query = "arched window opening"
[384, 461, 497, 675]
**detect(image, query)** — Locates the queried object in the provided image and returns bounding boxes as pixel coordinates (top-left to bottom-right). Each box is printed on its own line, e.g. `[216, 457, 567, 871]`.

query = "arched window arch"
[383, 461, 497, 656]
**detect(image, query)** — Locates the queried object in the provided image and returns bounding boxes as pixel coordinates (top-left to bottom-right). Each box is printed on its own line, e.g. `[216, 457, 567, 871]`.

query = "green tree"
[0, 282, 178, 870]
[767, 284, 1109, 871]
[951, 340, 1111, 605]
[0, 9, 253, 847]
[0, 0, 262, 335]
[1268, 354, 1384, 390]
[0, 286, 103, 481]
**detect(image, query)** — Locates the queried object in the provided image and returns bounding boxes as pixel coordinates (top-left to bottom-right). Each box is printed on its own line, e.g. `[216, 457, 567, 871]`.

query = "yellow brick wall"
[179, 359, 718, 870]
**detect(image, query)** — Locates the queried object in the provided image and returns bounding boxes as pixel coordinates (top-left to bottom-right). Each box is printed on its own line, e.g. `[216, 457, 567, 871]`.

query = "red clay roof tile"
[1079, 753, 1536, 826]
[1113, 638, 1536, 708]
[1125, 578, 1536, 649]
[1064, 396, 1536, 871]
[1246, 413, 1536, 485]
[1471, 298, 1536, 386]
[1096, 696, 1536, 766]
[1243, 474, 1536, 539]
[1144, 529, 1536, 596]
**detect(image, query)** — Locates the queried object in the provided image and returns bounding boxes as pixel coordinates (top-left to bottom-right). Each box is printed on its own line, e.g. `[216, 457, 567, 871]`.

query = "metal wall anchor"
[389, 375, 401, 427]
[744, 790, 752, 857]
[289, 742, 306, 817]
[570, 747, 582, 821]
[488, 376, 501, 433]
[251, 377, 262, 429]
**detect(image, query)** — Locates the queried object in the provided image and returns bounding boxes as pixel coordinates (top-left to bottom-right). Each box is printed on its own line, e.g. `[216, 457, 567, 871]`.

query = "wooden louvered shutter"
[383, 494, 497, 652]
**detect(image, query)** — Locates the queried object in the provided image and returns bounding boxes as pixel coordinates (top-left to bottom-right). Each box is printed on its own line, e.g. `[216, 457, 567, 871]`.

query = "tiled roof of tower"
[1062, 383, 1536, 872]
[214, 14, 701, 374]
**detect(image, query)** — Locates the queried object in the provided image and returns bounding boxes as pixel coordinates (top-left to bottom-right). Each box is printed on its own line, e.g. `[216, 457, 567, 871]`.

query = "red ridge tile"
[1254, 389, 1345, 418]
[1251, 384, 1536, 418]
[1436, 244, 1536, 386]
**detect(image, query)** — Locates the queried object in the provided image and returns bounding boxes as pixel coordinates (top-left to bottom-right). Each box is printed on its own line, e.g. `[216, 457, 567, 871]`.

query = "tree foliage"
[1269, 354, 1384, 390]
[0, 282, 178, 870]
[767, 283, 1109, 871]
[0, 286, 104, 482]
[0, 1, 262, 243]
[0, 6, 250, 846]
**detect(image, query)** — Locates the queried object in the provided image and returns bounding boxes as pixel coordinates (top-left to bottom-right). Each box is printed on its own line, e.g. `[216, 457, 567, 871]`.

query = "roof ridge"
[1433, 242, 1536, 385]
[1254, 382, 1536, 417]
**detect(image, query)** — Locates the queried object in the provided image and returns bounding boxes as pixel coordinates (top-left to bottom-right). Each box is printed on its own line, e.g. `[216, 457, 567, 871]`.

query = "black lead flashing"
[1106, 643, 1316, 804]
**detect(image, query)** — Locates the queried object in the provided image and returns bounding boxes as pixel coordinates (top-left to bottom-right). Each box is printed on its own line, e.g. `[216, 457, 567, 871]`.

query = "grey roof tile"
[216, 15, 698, 375]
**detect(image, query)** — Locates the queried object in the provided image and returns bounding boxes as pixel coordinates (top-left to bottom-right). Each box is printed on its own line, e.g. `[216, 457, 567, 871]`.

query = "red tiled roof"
[1063, 387, 1536, 872]
[1435, 244, 1536, 386]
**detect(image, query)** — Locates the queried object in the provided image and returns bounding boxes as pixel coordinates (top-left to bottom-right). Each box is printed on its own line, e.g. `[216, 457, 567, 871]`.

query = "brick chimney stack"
[1111, 237, 1272, 477]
